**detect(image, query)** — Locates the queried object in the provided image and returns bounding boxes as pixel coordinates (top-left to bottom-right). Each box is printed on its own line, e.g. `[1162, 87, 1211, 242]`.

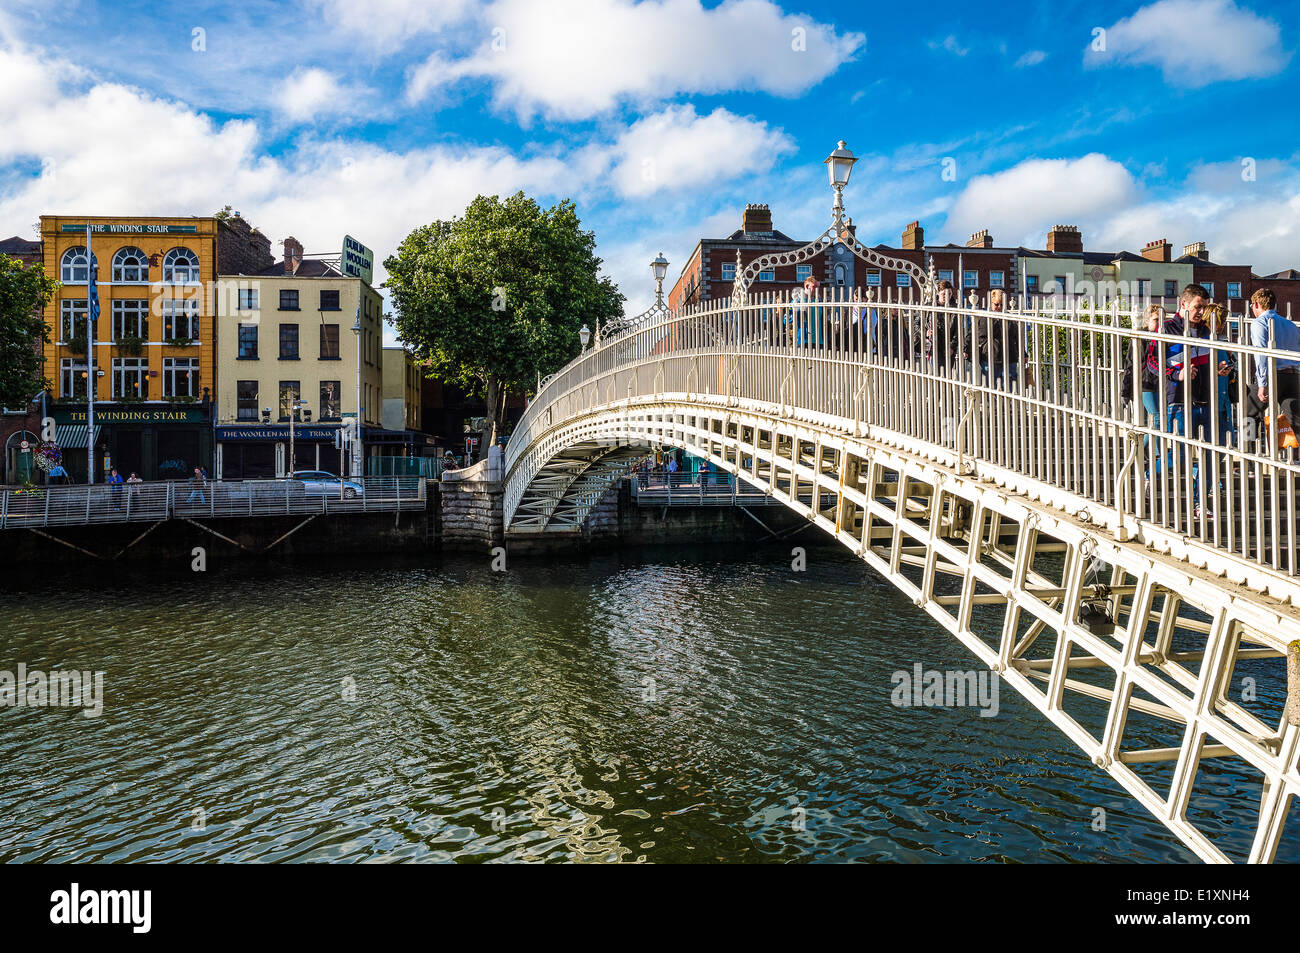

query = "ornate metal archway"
[731, 140, 934, 303]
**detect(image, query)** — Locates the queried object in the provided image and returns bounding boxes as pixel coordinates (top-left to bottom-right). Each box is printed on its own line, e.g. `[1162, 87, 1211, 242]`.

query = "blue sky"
[0, 0, 1296, 335]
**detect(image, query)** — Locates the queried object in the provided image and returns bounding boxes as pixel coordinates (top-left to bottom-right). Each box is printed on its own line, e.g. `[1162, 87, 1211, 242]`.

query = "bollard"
[1288, 641, 1300, 728]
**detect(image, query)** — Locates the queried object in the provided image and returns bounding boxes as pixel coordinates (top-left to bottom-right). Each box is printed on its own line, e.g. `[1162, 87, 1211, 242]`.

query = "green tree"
[0, 254, 57, 408]
[384, 192, 623, 455]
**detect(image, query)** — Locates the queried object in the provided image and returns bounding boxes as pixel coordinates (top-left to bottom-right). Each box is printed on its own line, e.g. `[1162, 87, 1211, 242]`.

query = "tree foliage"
[384, 192, 623, 448]
[0, 254, 57, 408]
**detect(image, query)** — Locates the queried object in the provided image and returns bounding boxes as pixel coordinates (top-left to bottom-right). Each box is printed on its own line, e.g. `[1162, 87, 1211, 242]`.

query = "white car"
[291, 470, 364, 499]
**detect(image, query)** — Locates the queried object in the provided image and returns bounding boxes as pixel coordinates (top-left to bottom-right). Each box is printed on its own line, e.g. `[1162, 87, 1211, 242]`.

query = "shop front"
[51, 403, 212, 482]
[215, 424, 347, 479]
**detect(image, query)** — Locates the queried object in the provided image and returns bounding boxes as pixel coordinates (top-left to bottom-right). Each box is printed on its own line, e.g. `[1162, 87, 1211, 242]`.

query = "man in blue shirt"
[1247, 288, 1300, 423]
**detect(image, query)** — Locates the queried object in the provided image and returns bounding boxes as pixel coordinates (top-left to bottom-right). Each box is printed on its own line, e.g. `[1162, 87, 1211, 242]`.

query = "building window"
[319, 380, 341, 420]
[111, 246, 149, 283]
[937, 269, 954, 283]
[989, 271, 1005, 288]
[162, 247, 200, 283]
[963, 270, 978, 288]
[1164, 279, 1178, 297]
[279, 380, 302, 420]
[279, 289, 299, 310]
[60, 299, 90, 341]
[1135, 279, 1151, 299]
[865, 269, 881, 286]
[237, 323, 258, 359]
[1053, 275, 1069, 294]
[113, 358, 148, 400]
[796, 265, 812, 282]
[60, 247, 96, 284]
[111, 299, 149, 340]
[279, 324, 299, 359]
[1204, 282, 1215, 300]
[1026, 274, 1040, 293]
[320, 324, 340, 359]
[759, 269, 775, 282]
[162, 357, 199, 397]
[319, 289, 340, 310]
[238, 288, 259, 310]
[896, 273, 911, 287]
[236, 380, 259, 420]
[1227, 281, 1242, 299]
[720, 262, 735, 280]
[162, 299, 199, 341]
[60, 359, 89, 400]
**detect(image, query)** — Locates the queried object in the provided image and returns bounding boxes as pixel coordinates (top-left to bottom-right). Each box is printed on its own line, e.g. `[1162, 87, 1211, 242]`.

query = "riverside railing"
[508, 286, 1300, 576]
[0, 475, 425, 529]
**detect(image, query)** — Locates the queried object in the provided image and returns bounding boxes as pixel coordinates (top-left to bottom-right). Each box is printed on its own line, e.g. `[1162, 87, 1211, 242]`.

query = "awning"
[55, 424, 102, 449]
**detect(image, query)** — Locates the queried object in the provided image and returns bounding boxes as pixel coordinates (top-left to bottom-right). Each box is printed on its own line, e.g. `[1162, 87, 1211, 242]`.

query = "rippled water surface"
[0, 545, 1236, 862]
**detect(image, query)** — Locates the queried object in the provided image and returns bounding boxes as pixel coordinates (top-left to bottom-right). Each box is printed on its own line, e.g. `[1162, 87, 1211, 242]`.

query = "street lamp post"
[288, 391, 308, 479]
[579, 324, 591, 350]
[351, 310, 362, 479]
[731, 140, 933, 302]
[651, 252, 669, 309]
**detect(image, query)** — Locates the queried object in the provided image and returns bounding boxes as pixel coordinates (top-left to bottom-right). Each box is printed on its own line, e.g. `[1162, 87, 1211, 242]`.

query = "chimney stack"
[967, 229, 993, 248]
[741, 203, 772, 234]
[1141, 238, 1171, 263]
[283, 236, 303, 275]
[901, 221, 924, 250]
[1182, 241, 1208, 261]
[1046, 224, 1082, 254]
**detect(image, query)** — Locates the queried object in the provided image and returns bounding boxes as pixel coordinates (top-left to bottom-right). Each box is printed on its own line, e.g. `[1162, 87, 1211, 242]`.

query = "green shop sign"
[54, 407, 208, 424]
[59, 224, 199, 234]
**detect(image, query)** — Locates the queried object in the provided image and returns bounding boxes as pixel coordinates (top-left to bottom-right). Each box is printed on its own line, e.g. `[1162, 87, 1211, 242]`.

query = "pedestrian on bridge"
[1246, 288, 1300, 435]
[972, 289, 1023, 388]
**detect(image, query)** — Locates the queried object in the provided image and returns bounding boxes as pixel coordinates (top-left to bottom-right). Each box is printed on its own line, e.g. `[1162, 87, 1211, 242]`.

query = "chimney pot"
[1141, 238, 1171, 263]
[967, 229, 992, 248]
[1046, 224, 1083, 254]
[283, 236, 303, 275]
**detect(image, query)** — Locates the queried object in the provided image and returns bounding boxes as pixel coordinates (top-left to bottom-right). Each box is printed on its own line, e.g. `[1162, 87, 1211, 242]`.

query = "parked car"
[290, 470, 364, 499]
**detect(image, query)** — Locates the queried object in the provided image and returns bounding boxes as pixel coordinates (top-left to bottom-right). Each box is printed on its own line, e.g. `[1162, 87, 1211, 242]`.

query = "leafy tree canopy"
[0, 253, 57, 408]
[384, 192, 623, 445]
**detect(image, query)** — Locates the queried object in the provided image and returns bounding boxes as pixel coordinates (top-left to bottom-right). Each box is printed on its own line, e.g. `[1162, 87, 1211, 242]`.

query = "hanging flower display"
[33, 442, 62, 471]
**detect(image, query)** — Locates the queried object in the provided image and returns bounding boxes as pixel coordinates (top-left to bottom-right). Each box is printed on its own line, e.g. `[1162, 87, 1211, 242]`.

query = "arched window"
[162, 247, 200, 283]
[112, 246, 150, 283]
[834, 263, 847, 286]
[60, 246, 97, 284]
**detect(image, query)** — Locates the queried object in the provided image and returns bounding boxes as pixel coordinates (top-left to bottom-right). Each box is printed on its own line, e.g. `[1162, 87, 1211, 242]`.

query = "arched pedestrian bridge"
[504, 284, 1300, 864]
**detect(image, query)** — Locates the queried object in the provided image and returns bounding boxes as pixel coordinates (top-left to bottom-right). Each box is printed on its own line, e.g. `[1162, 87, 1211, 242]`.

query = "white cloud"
[1014, 50, 1047, 68]
[601, 105, 794, 199]
[944, 154, 1139, 245]
[1085, 0, 1289, 86]
[279, 67, 366, 123]
[405, 0, 865, 120]
[310, 0, 477, 49]
[928, 35, 969, 57]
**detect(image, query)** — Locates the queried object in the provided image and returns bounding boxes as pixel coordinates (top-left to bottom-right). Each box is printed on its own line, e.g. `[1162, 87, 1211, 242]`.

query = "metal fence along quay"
[0, 475, 425, 528]
[504, 285, 1300, 864]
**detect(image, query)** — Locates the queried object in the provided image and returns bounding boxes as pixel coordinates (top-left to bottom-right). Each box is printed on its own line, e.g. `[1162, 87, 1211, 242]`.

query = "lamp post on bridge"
[731, 140, 934, 302]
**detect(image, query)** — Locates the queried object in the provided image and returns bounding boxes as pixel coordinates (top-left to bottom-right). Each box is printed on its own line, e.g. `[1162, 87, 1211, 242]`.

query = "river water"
[0, 544, 1267, 863]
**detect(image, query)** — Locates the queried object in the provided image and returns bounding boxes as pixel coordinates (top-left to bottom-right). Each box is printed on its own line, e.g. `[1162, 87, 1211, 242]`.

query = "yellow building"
[213, 251, 384, 479]
[381, 347, 423, 434]
[40, 214, 219, 481]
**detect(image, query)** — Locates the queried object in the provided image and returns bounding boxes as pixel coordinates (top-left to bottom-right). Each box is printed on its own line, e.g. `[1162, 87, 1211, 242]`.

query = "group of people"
[780, 275, 1028, 386]
[1122, 285, 1299, 512]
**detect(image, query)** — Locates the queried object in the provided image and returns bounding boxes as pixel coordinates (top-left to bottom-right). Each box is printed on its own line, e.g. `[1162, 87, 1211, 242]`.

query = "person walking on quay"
[186, 466, 206, 505]
[1246, 288, 1300, 440]
[107, 467, 123, 510]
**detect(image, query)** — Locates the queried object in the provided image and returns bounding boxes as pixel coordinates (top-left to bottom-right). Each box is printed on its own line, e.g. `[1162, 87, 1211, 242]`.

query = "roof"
[254, 258, 343, 278]
[0, 236, 40, 256]
[1264, 269, 1300, 280]
[717, 228, 799, 243]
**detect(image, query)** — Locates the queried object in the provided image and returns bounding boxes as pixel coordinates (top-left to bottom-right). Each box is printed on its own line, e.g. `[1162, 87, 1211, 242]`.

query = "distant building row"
[669, 204, 1300, 317]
